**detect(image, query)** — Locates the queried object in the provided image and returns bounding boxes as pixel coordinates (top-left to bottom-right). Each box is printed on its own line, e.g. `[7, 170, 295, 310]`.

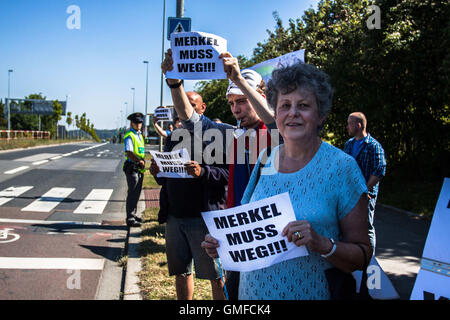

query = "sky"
[0, 0, 319, 130]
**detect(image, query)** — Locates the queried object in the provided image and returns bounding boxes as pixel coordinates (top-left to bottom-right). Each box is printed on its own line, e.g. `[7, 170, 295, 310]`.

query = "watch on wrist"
[321, 238, 337, 258]
[166, 79, 183, 89]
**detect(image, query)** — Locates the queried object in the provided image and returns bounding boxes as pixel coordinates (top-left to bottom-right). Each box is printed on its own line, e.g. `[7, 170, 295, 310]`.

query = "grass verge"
[0, 138, 92, 151]
[143, 154, 160, 188]
[137, 207, 213, 300]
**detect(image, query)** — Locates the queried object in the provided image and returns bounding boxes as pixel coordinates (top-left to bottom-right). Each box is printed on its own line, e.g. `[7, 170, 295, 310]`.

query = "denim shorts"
[165, 215, 220, 280]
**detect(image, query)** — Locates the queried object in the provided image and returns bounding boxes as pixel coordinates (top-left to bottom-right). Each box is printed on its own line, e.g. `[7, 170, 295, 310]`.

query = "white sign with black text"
[150, 148, 192, 179]
[202, 193, 308, 272]
[154, 108, 173, 121]
[166, 31, 227, 80]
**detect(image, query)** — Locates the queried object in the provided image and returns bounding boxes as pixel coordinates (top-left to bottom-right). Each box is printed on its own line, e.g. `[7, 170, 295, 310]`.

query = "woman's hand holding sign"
[201, 234, 219, 258]
[282, 221, 333, 255]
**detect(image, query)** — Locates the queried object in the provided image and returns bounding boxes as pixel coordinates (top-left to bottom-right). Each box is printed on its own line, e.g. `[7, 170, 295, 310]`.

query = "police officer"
[123, 112, 146, 227]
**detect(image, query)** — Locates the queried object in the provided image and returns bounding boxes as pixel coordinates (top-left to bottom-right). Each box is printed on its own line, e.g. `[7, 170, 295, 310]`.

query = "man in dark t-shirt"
[149, 91, 228, 301]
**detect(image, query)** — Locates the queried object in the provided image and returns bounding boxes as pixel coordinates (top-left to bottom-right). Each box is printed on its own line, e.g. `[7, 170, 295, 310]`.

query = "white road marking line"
[74, 189, 113, 214]
[14, 153, 61, 162]
[4, 166, 29, 175]
[0, 257, 105, 270]
[0, 186, 34, 206]
[50, 156, 63, 160]
[21, 187, 75, 212]
[96, 150, 110, 158]
[47, 232, 76, 235]
[0, 218, 101, 225]
[32, 160, 49, 165]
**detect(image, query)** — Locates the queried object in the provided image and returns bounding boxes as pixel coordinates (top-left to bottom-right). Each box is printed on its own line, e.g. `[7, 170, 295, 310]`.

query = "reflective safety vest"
[123, 129, 145, 173]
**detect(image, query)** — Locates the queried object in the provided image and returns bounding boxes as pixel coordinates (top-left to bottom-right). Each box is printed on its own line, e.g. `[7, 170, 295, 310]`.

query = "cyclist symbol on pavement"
[0, 228, 20, 244]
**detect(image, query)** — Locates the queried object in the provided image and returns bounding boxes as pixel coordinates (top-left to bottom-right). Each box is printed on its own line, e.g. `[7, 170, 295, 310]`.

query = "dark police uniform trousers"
[124, 161, 144, 221]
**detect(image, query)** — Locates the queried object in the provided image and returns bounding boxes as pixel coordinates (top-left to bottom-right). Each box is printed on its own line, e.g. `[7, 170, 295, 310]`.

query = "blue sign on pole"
[167, 17, 191, 40]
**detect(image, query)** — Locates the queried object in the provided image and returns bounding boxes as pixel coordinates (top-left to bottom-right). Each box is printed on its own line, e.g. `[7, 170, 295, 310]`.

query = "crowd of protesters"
[141, 47, 386, 301]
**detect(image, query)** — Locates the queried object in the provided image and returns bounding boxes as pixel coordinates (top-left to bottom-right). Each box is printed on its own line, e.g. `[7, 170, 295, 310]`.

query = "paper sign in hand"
[154, 108, 173, 121]
[150, 148, 192, 179]
[202, 192, 308, 272]
[166, 31, 227, 80]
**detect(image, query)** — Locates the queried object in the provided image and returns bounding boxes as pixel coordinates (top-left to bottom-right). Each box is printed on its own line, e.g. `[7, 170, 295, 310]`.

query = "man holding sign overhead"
[162, 33, 278, 299]
[149, 87, 229, 300]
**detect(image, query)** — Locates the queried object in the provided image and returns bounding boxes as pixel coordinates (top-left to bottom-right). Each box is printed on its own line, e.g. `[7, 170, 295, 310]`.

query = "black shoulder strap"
[256, 147, 272, 184]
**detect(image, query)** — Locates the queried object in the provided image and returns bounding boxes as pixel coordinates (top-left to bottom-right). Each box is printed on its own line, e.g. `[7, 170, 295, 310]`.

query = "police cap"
[127, 112, 145, 123]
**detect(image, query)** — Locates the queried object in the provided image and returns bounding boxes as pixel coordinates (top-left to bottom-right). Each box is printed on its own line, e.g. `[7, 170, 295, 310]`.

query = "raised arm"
[161, 48, 195, 121]
[152, 116, 168, 138]
[220, 52, 275, 126]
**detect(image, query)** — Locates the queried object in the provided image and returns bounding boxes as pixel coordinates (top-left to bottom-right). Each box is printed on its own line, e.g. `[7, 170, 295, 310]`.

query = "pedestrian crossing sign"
[168, 17, 191, 40]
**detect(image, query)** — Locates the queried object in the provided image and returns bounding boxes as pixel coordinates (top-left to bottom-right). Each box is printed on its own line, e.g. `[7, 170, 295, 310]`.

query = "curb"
[0, 140, 92, 154]
[122, 190, 145, 300]
[377, 203, 431, 221]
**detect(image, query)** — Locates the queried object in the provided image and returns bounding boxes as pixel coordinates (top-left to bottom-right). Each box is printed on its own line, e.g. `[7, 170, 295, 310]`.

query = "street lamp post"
[131, 88, 135, 113]
[159, 0, 166, 152]
[143, 60, 149, 139]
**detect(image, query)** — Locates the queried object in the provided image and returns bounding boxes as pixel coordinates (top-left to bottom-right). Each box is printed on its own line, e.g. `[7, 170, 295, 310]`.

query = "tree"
[75, 114, 80, 139]
[230, 0, 448, 181]
[11, 93, 45, 131]
[52, 100, 63, 139]
[0, 99, 7, 129]
[196, 0, 449, 213]
[66, 112, 73, 139]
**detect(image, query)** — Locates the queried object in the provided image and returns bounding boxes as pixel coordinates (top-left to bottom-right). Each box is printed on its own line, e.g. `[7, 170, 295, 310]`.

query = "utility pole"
[131, 87, 135, 113]
[143, 60, 149, 139]
[177, 0, 184, 17]
[159, 0, 167, 152]
[160, 0, 166, 110]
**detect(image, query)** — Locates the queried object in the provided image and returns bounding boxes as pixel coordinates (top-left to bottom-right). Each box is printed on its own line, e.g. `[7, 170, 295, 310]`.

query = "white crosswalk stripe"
[0, 185, 114, 215]
[0, 257, 105, 270]
[21, 187, 75, 212]
[73, 189, 113, 214]
[0, 186, 34, 206]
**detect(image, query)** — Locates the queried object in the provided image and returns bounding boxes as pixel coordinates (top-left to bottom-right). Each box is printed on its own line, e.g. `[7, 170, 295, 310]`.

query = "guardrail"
[0, 130, 51, 140]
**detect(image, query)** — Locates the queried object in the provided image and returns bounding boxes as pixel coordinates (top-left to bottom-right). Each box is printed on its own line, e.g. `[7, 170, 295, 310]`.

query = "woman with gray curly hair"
[202, 62, 372, 300]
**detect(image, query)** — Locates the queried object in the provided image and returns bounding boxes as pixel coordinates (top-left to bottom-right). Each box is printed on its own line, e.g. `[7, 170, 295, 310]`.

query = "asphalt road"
[374, 204, 430, 300]
[0, 142, 128, 300]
